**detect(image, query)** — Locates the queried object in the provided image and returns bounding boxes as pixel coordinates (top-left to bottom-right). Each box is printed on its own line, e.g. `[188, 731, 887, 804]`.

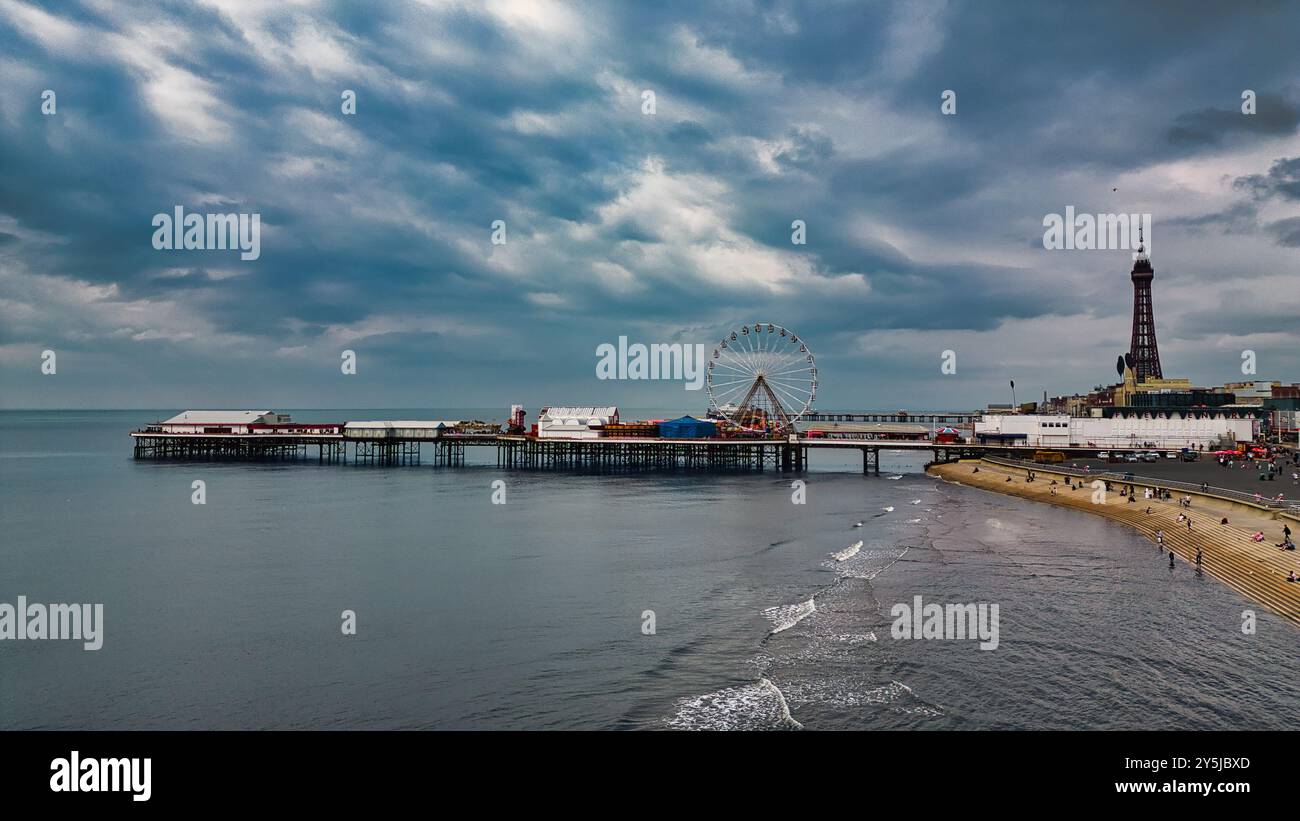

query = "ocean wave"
[785, 678, 943, 716]
[763, 598, 816, 634]
[831, 540, 862, 562]
[666, 678, 803, 730]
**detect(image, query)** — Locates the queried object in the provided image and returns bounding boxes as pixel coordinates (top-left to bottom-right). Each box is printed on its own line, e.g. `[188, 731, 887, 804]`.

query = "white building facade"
[342, 421, 458, 440]
[160, 410, 288, 434]
[974, 413, 1256, 449]
[537, 407, 618, 439]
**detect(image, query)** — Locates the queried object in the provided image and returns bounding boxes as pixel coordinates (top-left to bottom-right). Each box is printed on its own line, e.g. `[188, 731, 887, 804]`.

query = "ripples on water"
[3, 412, 1299, 730]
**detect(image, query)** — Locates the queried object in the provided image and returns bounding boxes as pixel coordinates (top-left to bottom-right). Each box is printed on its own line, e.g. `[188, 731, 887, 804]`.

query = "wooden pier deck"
[930, 459, 1300, 626]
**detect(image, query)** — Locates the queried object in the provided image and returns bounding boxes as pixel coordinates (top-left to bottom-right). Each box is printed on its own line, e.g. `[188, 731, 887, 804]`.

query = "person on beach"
[1289, 571, 1298, 582]
[1221, 517, 1229, 525]
[1156, 530, 1164, 552]
[1169, 551, 1175, 568]
[1187, 519, 1192, 531]
[1145, 507, 1152, 514]
[1286, 525, 1292, 540]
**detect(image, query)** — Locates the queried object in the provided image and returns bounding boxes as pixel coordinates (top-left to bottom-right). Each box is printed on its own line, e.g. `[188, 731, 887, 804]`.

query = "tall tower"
[1128, 227, 1162, 381]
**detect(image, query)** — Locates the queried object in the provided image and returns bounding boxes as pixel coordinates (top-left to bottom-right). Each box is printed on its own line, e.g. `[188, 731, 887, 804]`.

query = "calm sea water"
[2, 410, 1297, 729]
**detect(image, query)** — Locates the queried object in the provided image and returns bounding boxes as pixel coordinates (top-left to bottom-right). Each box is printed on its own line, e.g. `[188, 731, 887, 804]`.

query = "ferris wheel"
[706, 323, 816, 433]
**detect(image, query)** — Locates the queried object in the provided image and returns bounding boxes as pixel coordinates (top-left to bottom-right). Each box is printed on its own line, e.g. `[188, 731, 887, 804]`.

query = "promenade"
[929, 460, 1300, 626]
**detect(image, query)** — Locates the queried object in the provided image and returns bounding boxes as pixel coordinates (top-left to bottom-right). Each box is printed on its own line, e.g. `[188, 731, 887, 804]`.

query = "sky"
[1, 0, 1297, 414]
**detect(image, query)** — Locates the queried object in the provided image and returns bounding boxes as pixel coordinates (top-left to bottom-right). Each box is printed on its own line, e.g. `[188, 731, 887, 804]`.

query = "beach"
[928, 460, 1300, 626]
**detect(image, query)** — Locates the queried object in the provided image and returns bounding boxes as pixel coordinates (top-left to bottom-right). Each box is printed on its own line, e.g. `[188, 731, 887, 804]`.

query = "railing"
[981, 456, 1300, 512]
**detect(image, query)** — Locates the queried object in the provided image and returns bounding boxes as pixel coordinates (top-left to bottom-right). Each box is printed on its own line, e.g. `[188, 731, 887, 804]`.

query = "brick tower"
[1128, 227, 1162, 381]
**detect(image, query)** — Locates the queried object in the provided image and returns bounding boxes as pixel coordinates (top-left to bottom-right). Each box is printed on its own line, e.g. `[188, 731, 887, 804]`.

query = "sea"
[2, 409, 1298, 730]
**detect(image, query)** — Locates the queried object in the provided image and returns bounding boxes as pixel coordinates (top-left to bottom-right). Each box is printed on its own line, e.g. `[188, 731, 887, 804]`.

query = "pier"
[128, 426, 1116, 473]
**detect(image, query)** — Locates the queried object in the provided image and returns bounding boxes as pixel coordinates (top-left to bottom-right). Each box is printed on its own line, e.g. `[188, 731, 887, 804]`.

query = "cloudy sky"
[1, 0, 1297, 413]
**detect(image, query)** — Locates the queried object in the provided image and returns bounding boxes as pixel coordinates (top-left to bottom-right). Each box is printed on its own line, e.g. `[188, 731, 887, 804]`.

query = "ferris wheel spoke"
[765, 374, 813, 394]
[717, 347, 756, 371]
[712, 379, 754, 402]
[711, 366, 756, 384]
[765, 379, 810, 413]
[709, 379, 759, 393]
[717, 355, 759, 374]
[766, 374, 814, 410]
[765, 378, 813, 397]
[764, 364, 814, 379]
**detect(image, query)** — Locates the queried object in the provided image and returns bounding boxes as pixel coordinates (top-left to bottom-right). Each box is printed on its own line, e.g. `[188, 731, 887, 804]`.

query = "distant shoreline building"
[974, 412, 1255, 449]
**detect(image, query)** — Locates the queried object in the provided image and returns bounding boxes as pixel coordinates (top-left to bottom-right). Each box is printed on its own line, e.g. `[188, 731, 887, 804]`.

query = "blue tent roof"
[659, 415, 717, 438]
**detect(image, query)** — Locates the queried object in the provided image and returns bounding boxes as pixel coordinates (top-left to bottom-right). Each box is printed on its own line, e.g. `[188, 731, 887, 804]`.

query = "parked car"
[1097, 451, 1110, 460]
[1140, 452, 1158, 462]
[1165, 452, 1178, 459]
[1180, 451, 1199, 462]
[1125, 453, 1140, 462]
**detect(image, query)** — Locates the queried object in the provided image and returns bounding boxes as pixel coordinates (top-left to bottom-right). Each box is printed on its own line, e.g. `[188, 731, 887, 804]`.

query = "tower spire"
[1128, 228, 1162, 382]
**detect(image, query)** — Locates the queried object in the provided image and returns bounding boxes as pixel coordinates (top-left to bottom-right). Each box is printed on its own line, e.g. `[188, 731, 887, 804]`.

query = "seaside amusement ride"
[705, 323, 817, 435]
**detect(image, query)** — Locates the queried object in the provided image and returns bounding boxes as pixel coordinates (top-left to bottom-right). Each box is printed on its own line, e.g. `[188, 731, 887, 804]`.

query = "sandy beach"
[928, 460, 1300, 626]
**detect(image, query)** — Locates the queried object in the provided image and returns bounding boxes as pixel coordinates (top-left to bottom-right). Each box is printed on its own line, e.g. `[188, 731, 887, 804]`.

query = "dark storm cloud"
[1265, 217, 1300, 247]
[1234, 156, 1300, 201]
[1166, 95, 1300, 147]
[1165, 200, 1259, 231]
[0, 0, 1297, 408]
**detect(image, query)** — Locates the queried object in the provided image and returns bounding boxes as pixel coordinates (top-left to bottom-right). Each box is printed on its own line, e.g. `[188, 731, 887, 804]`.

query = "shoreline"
[927, 460, 1300, 627]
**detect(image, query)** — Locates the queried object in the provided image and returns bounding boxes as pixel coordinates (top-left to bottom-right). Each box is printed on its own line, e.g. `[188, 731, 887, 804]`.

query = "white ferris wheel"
[705, 323, 816, 433]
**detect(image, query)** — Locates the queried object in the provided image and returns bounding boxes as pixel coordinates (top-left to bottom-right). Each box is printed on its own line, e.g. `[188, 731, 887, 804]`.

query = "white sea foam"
[764, 597, 816, 634]
[828, 631, 877, 644]
[785, 678, 942, 715]
[666, 678, 803, 730]
[831, 540, 862, 561]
